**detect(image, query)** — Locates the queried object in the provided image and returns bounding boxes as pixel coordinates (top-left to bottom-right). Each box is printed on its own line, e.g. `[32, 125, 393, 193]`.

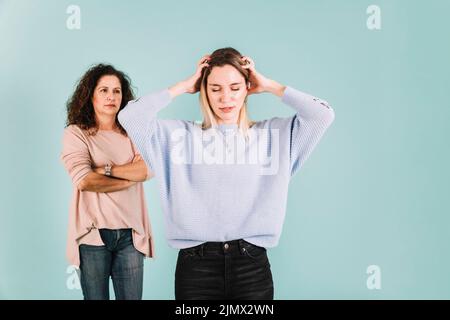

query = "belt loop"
[238, 239, 245, 255]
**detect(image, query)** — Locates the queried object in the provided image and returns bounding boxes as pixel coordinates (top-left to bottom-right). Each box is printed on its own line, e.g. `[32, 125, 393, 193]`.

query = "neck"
[216, 115, 239, 126]
[96, 114, 117, 131]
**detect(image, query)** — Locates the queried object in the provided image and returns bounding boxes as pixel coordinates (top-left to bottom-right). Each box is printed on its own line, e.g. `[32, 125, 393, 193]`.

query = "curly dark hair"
[65, 64, 135, 135]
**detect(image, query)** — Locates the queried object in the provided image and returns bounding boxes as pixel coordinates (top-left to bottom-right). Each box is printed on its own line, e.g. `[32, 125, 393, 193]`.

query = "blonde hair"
[198, 48, 254, 135]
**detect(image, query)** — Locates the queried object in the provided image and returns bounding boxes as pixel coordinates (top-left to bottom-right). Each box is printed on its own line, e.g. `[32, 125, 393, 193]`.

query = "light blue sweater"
[118, 87, 334, 249]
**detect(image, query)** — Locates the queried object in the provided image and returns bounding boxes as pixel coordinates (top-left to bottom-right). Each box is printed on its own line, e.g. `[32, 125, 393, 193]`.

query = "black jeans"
[78, 228, 144, 300]
[175, 239, 273, 300]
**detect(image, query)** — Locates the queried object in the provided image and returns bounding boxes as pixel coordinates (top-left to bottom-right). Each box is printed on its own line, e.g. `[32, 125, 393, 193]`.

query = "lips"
[104, 104, 116, 108]
[219, 106, 235, 113]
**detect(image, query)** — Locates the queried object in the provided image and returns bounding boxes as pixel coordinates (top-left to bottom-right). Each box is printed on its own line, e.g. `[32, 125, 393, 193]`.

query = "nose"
[219, 89, 234, 103]
[106, 93, 114, 102]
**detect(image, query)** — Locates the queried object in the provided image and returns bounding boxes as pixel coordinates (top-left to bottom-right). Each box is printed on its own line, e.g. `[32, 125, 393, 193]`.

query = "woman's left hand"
[241, 56, 286, 97]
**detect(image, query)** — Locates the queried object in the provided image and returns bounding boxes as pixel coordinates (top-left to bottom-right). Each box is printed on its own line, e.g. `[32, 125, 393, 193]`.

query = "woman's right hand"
[186, 55, 210, 93]
[169, 55, 210, 98]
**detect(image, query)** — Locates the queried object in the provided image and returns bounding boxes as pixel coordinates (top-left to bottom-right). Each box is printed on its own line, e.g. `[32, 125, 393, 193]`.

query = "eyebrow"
[208, 82, 243, 87]
[98, 86, 121, 90]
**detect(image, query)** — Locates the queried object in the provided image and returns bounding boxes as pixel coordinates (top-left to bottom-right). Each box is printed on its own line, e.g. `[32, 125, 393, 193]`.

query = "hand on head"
[240, 56, 270, 95]
[185, 54, 211, 94]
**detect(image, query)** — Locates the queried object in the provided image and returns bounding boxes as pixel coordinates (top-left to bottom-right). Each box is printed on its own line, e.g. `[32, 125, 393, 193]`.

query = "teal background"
[1, 0, 449, 299]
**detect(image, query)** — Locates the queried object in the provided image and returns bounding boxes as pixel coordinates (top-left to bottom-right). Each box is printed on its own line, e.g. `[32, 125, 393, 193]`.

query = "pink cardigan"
[60, 125, 155, 266]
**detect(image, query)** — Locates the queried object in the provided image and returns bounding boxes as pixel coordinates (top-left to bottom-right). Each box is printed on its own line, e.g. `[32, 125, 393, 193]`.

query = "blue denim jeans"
[78, 228, 144, 300]
[175, 239, 274, 300]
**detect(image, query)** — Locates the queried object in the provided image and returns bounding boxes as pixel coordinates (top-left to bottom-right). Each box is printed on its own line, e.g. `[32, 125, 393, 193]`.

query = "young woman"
[61, 64, 154, 300]
[118, 48, 335, 299]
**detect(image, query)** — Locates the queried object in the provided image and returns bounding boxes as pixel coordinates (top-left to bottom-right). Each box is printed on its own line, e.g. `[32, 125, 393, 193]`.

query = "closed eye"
[211, 88, 241, 92]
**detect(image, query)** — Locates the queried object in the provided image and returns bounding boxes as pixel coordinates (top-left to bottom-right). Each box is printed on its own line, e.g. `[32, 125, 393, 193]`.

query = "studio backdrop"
[0, 0, 449, 299]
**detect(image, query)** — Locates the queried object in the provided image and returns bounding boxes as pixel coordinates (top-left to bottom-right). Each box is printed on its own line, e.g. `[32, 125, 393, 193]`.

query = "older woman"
[61, 64, 154, 300]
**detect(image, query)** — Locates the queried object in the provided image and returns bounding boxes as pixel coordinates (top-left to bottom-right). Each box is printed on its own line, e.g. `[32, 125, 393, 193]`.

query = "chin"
[103, 109, 118, 115]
